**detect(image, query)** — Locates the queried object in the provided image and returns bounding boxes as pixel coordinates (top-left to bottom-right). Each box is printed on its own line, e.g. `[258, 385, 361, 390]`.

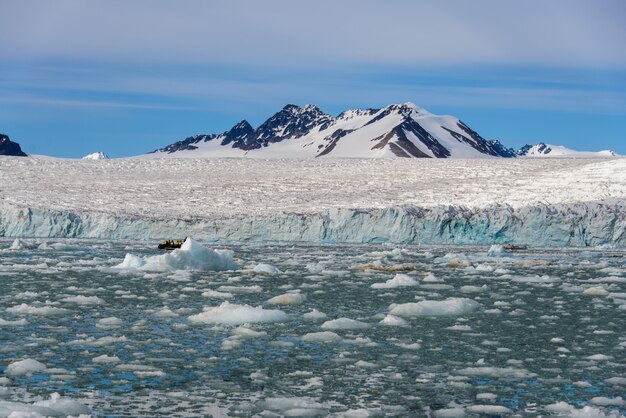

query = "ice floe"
[188, 302, 289, 325]
[389, 298, 481, 317]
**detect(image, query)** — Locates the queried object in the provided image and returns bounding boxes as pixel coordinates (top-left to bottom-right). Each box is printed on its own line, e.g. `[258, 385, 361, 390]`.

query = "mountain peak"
[149, 102, 524, 159]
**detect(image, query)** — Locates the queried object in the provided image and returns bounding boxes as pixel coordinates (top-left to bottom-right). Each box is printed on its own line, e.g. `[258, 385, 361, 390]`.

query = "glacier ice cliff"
[1, 201, 624, 247]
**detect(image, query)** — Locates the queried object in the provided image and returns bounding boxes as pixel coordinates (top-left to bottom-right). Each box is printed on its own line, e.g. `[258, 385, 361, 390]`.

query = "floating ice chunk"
[433, 407, 465, 417]
[422, 272, 442, 282]
[8, 238, 36, 250]
[379, 314, 407, 326]
[252, 263, 282, 274]
[395, 342, 421, 350]
[446, 324, 472, 331]
[0, 318, 28, 327]
[321, 318, 370, 330]
[60, 295, 105, 305]
[477, 393, 498, 400]
[466, 405, 511, 414]
[153, 307, 179, 318]
[605, 377, 626, 386]
[6, 304, 68, 316]
[92, 354, 121, 364]
[114, 238, 237, 271]
[583, 287, 609, 297]
[217, 285, 262, 293]
[65, 335, 127, 347]
[266, 292, 306, 305]
[355, 360, 377, 368]
[460, 285, 488, 293]
[590, 397, 625, 407]
[301, 331, 342, 343]
[550, 337, 564, 343]
[96, 317, 123, 329]
[371, 273, 419, 289]
[587, 354, 611, 361]
[5, 359, 47, 376]
[263, 397, 326, 416]
[303, 309, 327, 320]
[232, 326, 267, 338]
[31, 393, 91, 416]
[487, 244, 508, 256]
[457, 366, 535, 378]
[512, 275, 560, 283]
[201, 290, 233, 299]
[389, 298, 481, 317]
[188, 302, 289, 325]
[341, 408, 383, 417]
[475, 263, 495, 272]
[545, 401, 623, 417]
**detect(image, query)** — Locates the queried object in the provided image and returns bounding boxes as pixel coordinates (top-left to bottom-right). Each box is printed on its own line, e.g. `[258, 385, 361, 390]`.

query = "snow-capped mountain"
[149, 103, 516, 159]
[0, 134, 27, 157]
[518, 142, 619, 158]
[82, 152, 110, 160]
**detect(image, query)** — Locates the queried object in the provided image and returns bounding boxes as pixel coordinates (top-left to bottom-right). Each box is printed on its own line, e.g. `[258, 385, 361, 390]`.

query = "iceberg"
[113, 238, 237, 271]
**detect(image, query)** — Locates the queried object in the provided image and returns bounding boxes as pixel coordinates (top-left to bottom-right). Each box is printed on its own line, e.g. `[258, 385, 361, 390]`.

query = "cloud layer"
[2, 0, 625, 68]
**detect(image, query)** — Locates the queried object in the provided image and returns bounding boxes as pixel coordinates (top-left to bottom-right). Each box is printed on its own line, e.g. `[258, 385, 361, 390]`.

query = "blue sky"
[1, 0, 625, 157]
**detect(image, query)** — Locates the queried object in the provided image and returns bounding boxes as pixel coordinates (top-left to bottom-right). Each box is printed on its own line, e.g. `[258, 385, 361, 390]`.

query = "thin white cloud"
[1, 0, 625, 69]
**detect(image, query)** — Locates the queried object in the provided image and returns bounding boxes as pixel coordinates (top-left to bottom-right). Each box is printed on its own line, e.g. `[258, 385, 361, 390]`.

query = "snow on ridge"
[82, 152, 109, 160]
[519, 143, 619, 158]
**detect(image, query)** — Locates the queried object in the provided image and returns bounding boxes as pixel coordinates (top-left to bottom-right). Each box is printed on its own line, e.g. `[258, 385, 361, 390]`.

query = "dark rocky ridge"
[0, 134, 27, 157]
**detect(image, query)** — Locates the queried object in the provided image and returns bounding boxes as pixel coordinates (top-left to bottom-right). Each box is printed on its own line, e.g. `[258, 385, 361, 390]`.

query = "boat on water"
[158, 240, 183, 250]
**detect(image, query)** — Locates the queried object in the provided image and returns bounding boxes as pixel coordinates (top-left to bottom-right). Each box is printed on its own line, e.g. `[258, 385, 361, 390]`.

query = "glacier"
[1, 156, 625, 247]
[1, 201, 625, 247]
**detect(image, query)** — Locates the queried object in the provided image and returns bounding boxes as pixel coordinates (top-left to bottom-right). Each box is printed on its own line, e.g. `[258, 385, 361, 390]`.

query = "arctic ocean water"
[0, 239, 625, 417]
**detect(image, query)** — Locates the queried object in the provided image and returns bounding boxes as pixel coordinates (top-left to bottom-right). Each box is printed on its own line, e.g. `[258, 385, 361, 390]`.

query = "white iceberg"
[114, 238, 237, 271]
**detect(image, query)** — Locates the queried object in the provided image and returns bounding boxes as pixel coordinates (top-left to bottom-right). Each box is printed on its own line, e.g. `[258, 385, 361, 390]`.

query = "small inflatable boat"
[158, 240, 183, 250]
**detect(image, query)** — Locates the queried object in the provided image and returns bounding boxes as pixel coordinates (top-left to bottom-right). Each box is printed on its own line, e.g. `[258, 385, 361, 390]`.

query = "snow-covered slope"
[1, 157, 624, 246]
[518, 142, 619, 158]
[148, 103, 517, 159]
[82, 152, 109, 160]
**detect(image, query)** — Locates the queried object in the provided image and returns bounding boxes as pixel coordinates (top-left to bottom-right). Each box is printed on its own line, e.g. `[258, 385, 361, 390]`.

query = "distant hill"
[82, 152, 110, 160]
[517, 142, 619, 158]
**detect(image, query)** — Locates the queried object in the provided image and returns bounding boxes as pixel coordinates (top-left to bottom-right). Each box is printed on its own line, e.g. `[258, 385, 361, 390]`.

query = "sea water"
[0, 239, 624, 417]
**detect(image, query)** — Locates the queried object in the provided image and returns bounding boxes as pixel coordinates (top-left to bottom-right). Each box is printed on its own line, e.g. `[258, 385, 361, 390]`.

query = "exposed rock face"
[0, 134, 27, 157]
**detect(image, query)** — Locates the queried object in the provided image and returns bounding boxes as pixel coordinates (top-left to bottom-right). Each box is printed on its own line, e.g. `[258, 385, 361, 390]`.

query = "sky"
[1, 0, 625, 158]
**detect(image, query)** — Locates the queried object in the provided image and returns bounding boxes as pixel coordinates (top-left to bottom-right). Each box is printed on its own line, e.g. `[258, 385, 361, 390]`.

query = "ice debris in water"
[487, 244, 509, 256]
[379, 314, 408, 326]
[6, 303, 69, 316]
[114, 238, 237, 271]
[5, 359, 47, 376]
[266, 292, 306, 305]
[389, 298, 481, 317]
[320, 318, 371, 330]
[60, 295, 105, 305]
[301, 331, 343, 343]
[545, 401, 625, 417]
[0, 393, 90, 417]
[251, 263, 282, 274]
[371, 273, 419, 289]
[188, 302, 289, 325]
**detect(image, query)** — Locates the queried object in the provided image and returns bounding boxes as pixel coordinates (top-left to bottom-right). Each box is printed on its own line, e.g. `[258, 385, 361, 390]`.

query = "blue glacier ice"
[1, 200, 624, 247]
